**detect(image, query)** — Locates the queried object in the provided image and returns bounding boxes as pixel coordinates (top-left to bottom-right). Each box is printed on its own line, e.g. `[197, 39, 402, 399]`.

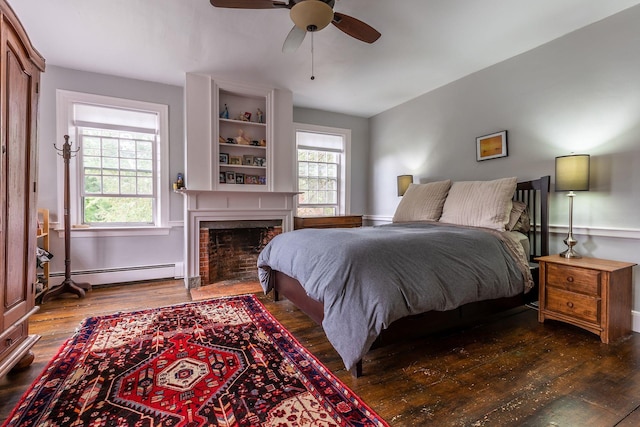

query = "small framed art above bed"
[258, 176, 550, 377]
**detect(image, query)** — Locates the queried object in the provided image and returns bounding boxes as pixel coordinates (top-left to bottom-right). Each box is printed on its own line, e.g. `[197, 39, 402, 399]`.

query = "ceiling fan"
[209, 0, 381, 53]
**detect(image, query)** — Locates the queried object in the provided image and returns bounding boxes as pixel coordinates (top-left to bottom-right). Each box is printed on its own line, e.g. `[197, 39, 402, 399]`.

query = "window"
[295, 124, 350, 216]
[57, 90, 169, 232]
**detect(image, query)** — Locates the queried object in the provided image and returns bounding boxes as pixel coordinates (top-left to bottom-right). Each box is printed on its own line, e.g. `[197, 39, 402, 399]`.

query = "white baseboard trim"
[49, 263, 184, 286]
[632, 310, 640, 334]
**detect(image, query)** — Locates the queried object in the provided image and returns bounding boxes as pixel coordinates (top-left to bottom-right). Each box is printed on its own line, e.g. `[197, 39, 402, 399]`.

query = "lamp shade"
[555, 154, 590, 192]
[290, 0, 334, 32]
[397, 175, 413, 196]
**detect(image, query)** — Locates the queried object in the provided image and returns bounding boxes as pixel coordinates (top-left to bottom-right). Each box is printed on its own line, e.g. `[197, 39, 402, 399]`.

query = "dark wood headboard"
[515, 176, 551, 260]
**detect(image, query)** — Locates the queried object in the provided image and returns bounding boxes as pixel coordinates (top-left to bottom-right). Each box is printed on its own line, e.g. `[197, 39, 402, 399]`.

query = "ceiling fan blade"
[332, 12, 381, 43]
[282, 25, 306, 53]
[209, 0, 288, 9]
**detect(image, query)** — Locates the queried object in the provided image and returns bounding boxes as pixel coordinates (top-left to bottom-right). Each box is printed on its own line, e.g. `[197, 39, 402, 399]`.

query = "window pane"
[121, 177, 137, 194]
[138, 177, 153, 194]
[84, 176, 101, 193]
[84, 197, 153, 224]
[295, 134, 344, 217]
[103, 176, 119, 194]
[78, 123, 158, 225]
[138, 159, 153, 171]
[102, 139, 119, 156]
[103, 157, 119, 169]
[84, 156, 100, 168]
[120, 158, 136, 170]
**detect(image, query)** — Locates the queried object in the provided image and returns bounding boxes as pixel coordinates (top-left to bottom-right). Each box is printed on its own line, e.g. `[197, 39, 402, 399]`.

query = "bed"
[258, 176, 550, 376]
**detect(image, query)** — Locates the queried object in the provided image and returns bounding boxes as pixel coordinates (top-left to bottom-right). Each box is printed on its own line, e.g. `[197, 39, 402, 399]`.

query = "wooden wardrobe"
[0, 0, 45, 377]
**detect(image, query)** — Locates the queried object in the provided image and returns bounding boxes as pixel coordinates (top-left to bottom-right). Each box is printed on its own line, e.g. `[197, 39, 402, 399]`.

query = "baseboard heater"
[49, 263, 183, 286]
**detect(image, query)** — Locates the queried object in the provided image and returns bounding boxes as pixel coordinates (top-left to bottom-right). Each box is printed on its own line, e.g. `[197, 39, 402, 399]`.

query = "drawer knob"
[566, 276, 574, 283]
[5, 337, 13, 346]
[567, 301, 574, 309]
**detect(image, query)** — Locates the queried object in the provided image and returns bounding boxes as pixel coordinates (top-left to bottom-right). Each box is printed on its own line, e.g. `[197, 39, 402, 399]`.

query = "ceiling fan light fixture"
[290, 0, 334, 32]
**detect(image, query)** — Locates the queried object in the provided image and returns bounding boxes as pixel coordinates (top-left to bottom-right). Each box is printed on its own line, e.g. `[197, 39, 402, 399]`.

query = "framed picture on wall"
[476, 130, 508, 161]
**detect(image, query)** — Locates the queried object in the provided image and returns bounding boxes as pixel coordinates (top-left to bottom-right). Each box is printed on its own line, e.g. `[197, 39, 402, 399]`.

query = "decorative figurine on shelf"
[175, 173, 185, 189]
[256, 108, 264, 123]
[237, 112, 251, 122]
[236, 129, 251, 145]
[220, 104, 229, 119]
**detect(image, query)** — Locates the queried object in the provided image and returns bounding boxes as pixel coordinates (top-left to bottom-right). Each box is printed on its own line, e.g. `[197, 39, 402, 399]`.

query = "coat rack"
[42, 135, 91, 302]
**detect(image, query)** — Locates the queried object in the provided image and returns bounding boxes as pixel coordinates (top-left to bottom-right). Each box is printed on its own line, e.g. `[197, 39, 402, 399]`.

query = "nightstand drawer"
[546, 263, 601, 296]
[545, 287, 600, 324]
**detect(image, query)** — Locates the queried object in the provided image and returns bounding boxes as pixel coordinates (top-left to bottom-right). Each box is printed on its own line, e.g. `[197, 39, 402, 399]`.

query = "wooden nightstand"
[536, 255, 636, 343]
[294, 215, 363, 230]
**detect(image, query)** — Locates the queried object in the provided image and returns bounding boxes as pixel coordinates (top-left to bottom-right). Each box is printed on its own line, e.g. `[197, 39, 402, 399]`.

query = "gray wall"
[36, 68, 368, 282]
[38, 66, 185, 280]
[368, 6, 640, 310]
[293, 107, 370, 215]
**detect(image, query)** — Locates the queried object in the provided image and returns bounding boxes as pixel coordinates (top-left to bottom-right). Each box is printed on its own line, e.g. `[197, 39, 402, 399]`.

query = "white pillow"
[392, 180, 452, 223]
[439, 177, 517, 231]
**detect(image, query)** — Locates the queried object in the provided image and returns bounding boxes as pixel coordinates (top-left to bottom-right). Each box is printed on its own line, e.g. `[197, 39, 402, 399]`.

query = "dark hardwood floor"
[1, 279, 639, 426]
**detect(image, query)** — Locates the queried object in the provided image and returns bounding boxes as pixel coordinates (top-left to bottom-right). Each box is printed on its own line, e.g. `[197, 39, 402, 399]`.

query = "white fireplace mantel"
[181, 190, 298, 288]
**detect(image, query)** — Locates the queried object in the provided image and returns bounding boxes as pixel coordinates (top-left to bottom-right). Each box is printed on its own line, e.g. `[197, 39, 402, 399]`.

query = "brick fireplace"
[199, 220, 282, 285]
[181, 190, 298, 288]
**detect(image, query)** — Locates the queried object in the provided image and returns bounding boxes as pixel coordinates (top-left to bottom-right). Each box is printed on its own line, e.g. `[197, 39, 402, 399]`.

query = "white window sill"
[54, 226, 172, 238]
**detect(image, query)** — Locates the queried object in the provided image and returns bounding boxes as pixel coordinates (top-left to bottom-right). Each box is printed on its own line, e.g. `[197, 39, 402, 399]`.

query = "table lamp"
[555, 154, 590, 258]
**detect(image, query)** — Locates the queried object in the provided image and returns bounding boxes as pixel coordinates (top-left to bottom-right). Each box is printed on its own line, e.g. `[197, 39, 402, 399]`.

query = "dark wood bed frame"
[272, 176, 551, 377]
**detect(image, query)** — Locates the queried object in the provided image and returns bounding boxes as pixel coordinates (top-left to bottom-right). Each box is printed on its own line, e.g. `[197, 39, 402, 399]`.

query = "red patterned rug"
[4, 295, 388, 427]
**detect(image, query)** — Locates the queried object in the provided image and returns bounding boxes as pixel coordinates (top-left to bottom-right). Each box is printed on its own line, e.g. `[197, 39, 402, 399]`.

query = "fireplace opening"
[199, 220, 282, 286]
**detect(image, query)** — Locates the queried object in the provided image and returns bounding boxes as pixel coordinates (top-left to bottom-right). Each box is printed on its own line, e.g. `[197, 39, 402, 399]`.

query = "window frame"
[294, 123, 351, 216]
[56, 90, 170, 236]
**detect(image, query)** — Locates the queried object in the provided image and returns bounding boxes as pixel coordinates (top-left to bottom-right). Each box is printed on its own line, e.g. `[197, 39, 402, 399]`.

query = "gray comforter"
[257, 222, 532, 371]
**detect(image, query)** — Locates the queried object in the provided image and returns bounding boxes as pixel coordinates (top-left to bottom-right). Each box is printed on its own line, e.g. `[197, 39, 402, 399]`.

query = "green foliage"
[84, 197, 153, 224]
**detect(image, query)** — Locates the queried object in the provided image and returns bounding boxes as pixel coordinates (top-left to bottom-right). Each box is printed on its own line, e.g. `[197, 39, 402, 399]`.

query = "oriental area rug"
[5, 295, 388, 427]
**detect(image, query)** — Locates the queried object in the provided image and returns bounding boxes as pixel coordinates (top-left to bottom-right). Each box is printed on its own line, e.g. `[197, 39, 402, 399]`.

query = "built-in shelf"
[219, 118, 266, 127]
[183, 73, 296, 287]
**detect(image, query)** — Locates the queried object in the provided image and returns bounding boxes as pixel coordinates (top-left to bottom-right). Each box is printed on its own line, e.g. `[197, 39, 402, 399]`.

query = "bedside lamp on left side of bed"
[397, 175, 413, 196]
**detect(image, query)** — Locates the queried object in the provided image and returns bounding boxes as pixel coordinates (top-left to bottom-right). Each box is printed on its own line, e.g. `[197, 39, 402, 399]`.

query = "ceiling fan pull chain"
[310, 31, 315, 80]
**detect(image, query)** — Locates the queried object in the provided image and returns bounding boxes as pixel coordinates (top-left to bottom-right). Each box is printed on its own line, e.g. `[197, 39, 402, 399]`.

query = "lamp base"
[559, 247, 582, 259]
[561, 231, 581, 259]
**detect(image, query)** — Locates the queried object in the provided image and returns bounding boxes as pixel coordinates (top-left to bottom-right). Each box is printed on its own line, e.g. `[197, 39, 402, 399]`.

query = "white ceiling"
[12, 0, 640, 118]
